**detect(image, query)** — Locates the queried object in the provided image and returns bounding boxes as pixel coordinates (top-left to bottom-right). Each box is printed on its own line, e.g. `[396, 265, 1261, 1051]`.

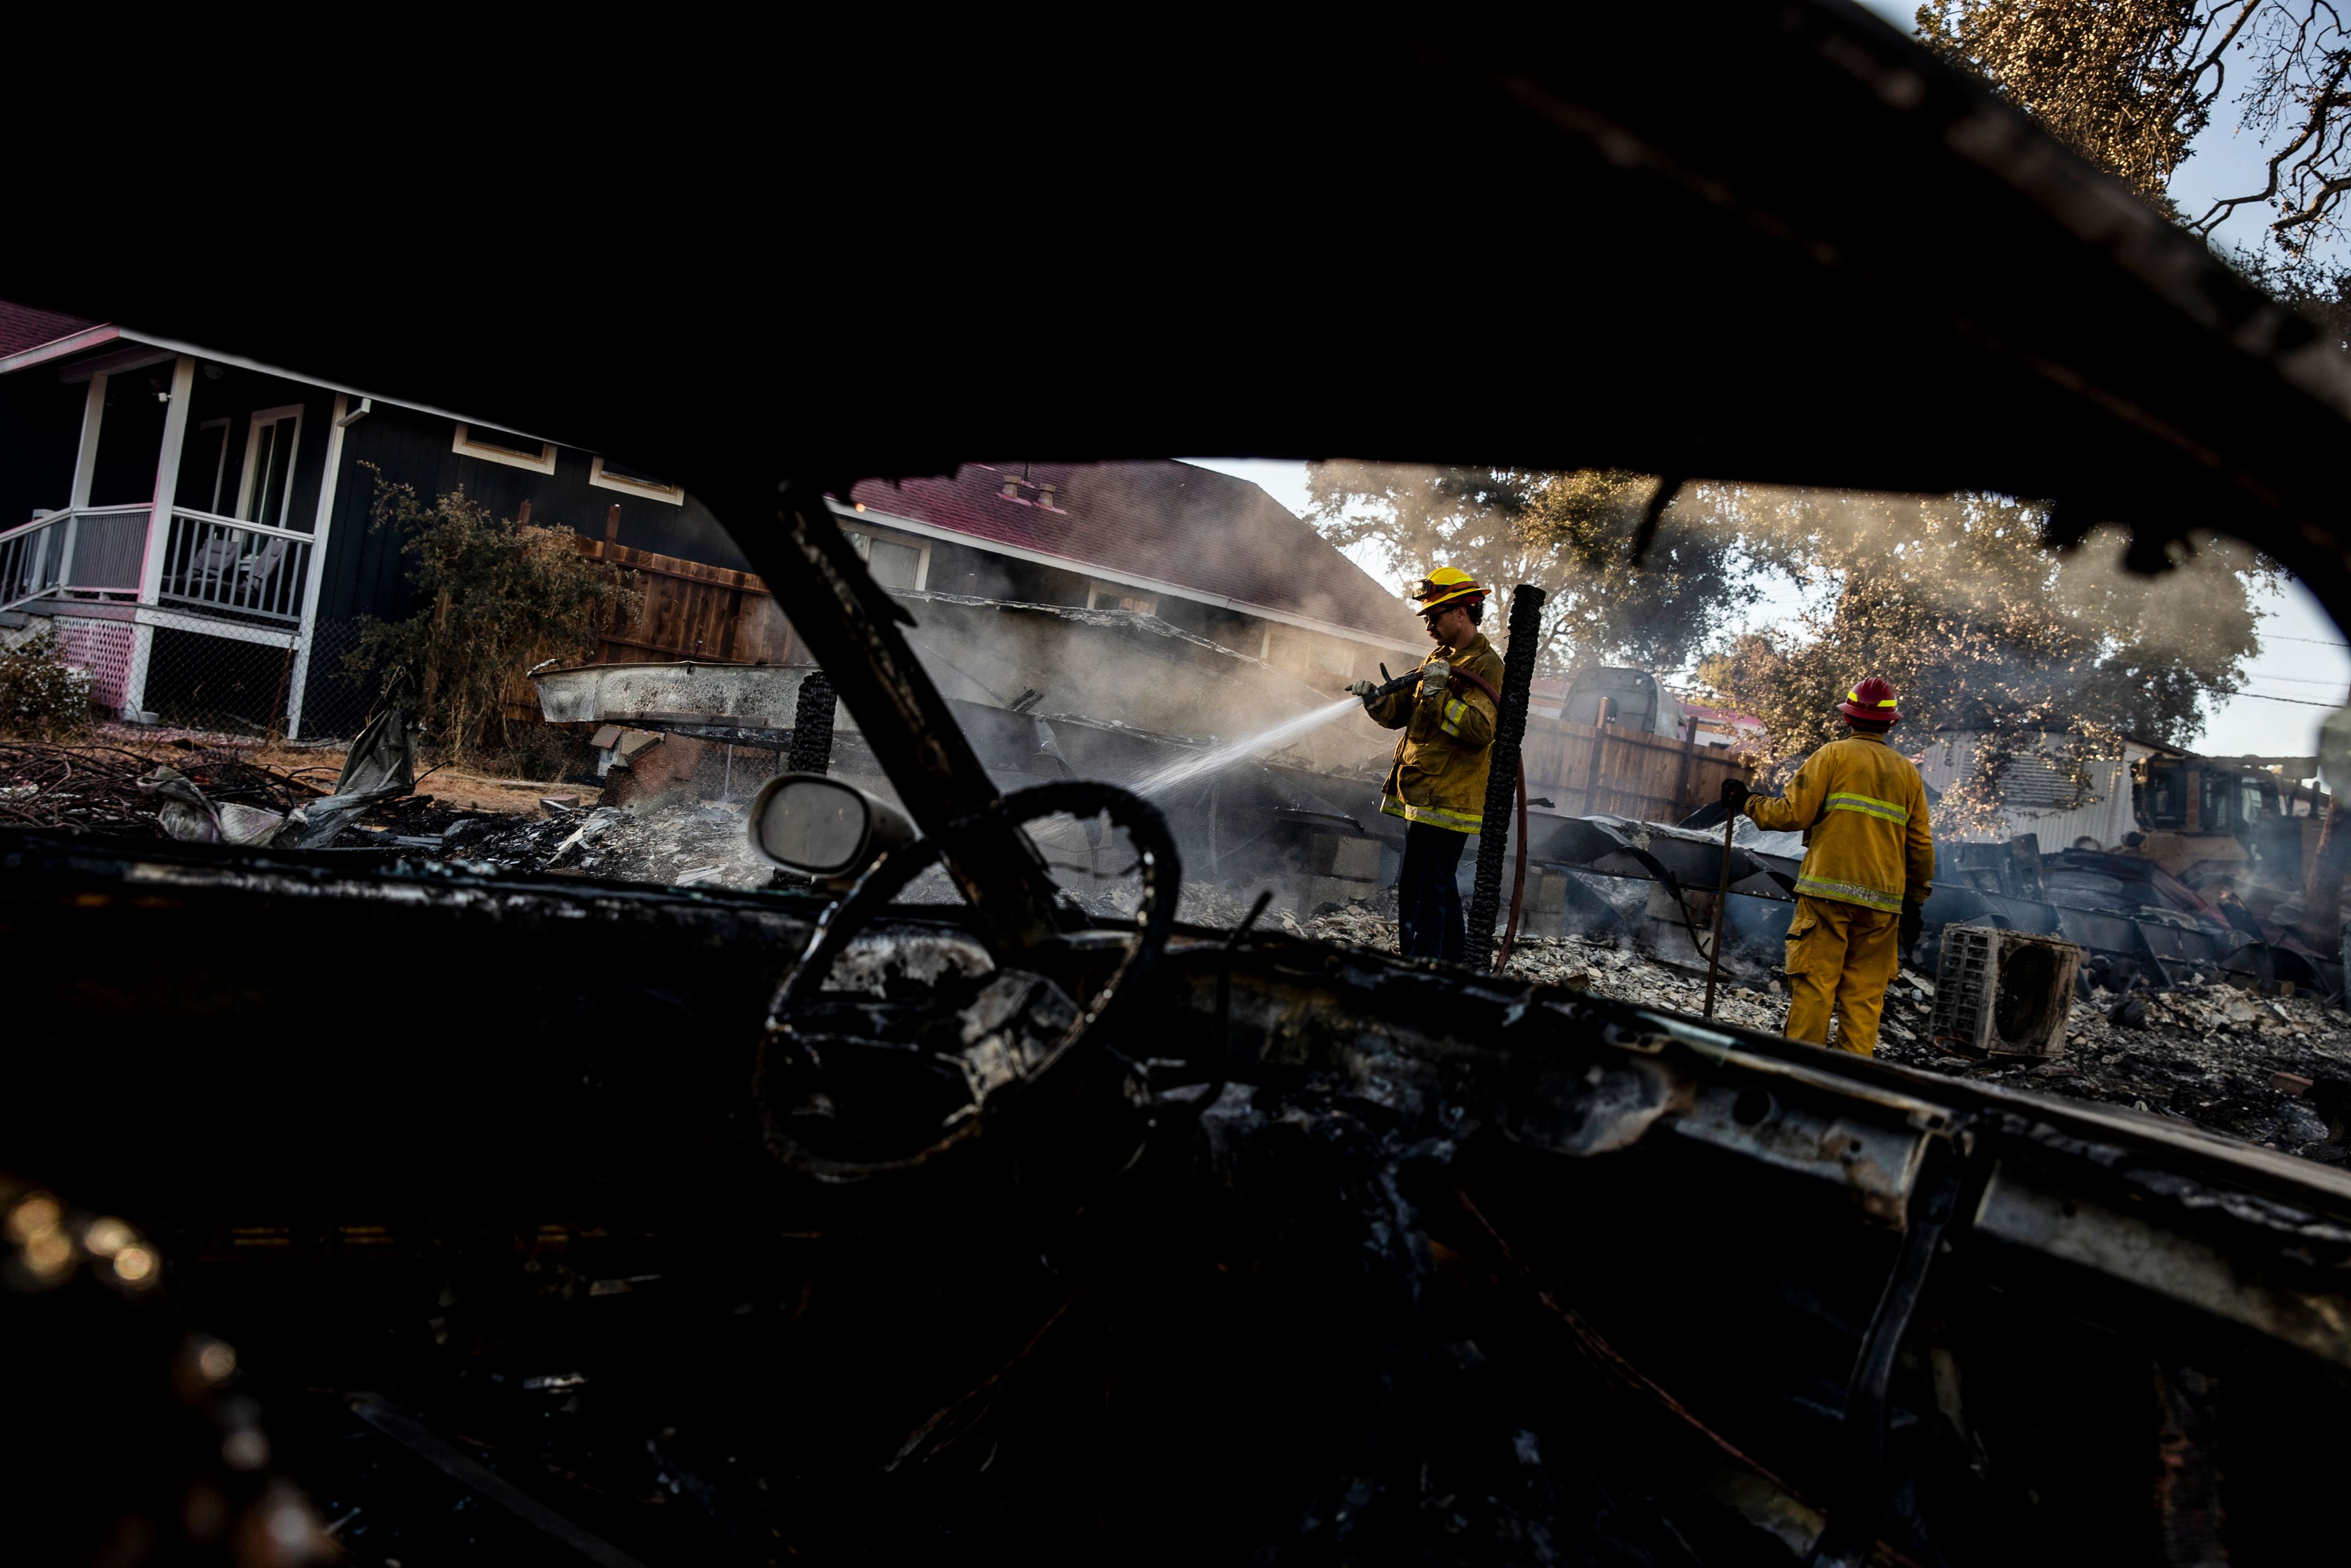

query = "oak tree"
[1919, 1, 2351, 287]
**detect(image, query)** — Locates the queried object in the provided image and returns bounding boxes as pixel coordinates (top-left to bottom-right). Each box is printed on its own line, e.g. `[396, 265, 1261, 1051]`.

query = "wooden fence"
[1520, 715, 1753, 825]
[574, 536, 797, 664]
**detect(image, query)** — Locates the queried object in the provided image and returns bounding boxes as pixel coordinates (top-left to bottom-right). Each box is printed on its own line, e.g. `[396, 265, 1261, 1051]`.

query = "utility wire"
[2225, 690, 2347, 708]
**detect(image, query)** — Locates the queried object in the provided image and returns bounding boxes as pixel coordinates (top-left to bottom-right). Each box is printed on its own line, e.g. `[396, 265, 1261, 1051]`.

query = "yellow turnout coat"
[1742, 731, 1934, 914]
[1368, 633, 1505, 833]
[1742, 730, 1935, 1056]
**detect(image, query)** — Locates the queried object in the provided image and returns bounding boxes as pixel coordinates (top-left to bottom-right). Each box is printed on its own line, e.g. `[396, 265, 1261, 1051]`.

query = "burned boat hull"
[534, 657, 1408, 910]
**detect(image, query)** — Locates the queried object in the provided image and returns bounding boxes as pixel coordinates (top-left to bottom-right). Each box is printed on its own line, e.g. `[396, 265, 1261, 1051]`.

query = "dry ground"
[84, 723, 599, 816]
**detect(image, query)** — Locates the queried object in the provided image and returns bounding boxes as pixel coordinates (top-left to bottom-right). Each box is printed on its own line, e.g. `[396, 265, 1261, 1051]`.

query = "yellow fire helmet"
[1408, 566, 1486, 613]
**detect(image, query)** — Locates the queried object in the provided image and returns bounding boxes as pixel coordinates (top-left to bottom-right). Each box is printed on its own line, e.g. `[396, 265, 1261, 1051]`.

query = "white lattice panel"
[53, 617, 135, 712]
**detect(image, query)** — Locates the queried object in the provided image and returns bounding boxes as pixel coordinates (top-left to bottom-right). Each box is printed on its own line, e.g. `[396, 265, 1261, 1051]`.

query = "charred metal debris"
[11, 773, 2351, 1563]
[17, 4, 2351, 1564]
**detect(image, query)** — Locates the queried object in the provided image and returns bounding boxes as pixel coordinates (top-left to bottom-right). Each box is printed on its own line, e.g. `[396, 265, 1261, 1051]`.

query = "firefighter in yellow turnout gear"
[1345, 568, 1506, 961]
[1722, 678, 1933, 1055]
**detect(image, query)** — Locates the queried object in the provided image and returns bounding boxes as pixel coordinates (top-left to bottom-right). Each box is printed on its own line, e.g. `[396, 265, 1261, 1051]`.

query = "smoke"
[1294, 463, 2297, 786]
[894, 592, 1392, 777]
[1129, 699, 1363, 798]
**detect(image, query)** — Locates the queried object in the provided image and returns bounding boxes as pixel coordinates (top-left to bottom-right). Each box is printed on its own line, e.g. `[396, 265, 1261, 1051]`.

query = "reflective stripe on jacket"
[1368, 632, 1504, 833]
[1743, 732, 1935, 913]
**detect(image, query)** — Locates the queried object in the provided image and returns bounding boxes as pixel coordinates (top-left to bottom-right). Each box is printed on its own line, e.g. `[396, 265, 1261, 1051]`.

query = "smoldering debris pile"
[441, 796, 774, 889]
[1295, 901, 2351, 1165]
[1300, 902, 1791, 1031]
[1877, 980, 2351, 1160]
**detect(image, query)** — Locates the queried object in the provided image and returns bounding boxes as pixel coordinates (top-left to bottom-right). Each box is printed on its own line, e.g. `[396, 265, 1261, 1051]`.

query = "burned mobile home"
[11, 4, 2351, 1565]
[516, 463, 1752, 913]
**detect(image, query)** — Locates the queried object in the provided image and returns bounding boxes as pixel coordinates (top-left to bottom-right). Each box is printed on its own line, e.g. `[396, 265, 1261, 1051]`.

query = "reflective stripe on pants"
[1782, 893, 1901, 1056]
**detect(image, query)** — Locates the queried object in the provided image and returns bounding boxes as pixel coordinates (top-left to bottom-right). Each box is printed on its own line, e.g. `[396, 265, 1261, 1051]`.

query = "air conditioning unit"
[1930, 925, 2081, 1059]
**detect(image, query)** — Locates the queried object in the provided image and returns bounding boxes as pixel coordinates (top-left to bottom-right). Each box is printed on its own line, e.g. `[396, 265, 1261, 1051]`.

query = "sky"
[1186, 6, 2351, 764]
[1181, 458, 2351, 762]
[1853, 1, 2349, 271]
[1843, 0, 2351, 757]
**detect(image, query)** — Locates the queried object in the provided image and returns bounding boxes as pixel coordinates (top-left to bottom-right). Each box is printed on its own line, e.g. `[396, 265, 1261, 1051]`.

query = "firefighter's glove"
[1719, 778, 1750, 812]
[1419, 661, 1452, 702]
[1344, 679, 1380, 700]
[1899, 904, 1924, 953]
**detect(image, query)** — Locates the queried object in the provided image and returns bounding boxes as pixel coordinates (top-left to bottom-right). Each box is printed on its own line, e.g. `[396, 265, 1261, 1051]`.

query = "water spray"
[1130, 697, 1364, 798]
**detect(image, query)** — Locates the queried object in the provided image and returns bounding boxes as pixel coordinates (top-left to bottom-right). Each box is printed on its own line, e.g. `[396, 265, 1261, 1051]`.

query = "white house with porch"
[0, 302, 754, 738]
[1, 324, 354, 732]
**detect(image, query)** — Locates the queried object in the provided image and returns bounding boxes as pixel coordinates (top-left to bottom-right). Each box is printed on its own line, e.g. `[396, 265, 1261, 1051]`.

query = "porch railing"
[0, 505, 152, 613]
[156, 508, 313, 624]
[1, 504, 315, 625]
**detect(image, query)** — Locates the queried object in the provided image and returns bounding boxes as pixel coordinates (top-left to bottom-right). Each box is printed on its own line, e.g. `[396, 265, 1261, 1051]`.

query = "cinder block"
[1330, 836, 1382, 881]
[1529, 869, 1567, 916]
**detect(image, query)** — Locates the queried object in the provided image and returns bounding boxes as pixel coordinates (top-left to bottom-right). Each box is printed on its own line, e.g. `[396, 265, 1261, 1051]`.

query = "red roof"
[0, 300, 99, 359]
[850, 461, 1415, 642]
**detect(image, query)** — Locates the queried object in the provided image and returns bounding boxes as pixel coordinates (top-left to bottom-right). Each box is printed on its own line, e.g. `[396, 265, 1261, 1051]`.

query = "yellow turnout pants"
[1782, 895, 1900, 1056]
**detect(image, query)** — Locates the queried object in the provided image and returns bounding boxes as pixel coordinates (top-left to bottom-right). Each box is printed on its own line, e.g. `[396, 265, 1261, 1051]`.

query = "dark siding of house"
[0, 356, 337, 537]
[169, 363, 335, 530]
[313, 403, 751, 626]
[1152, 596, 1263, 651]
[84, 373, 170, 508]
[920, 536, 1090, 606]
[0, 371, 86, 529]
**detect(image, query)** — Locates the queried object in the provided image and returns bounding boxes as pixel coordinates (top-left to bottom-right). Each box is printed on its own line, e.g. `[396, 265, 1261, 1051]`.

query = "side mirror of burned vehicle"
[748, 773, 917, 880]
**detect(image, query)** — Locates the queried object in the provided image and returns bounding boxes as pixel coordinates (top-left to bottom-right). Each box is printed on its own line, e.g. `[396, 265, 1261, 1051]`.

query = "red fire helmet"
[1838, 677, 1901, 722]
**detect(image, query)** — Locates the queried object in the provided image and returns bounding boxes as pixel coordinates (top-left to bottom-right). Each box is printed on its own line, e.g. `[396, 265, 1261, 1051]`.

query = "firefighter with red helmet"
[1719, 678, 1934, 1056]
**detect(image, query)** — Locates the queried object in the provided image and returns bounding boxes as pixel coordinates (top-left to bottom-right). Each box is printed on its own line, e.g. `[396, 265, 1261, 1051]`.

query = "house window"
[1087, 581, 1157, 615]
[1266, 625, 1356, 681]
[238, 405, 305, 528]
[588, 454, 686, 506]
[452, 422, 558, 474]
[179, 418, 234, 516]
[844, 530, 928, 591]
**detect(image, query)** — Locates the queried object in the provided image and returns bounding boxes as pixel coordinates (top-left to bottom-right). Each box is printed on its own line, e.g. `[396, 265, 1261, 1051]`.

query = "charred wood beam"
[789, 670, 836, 775]
[1466, 583, 1543, 971]
[714, 478, 1060, 950]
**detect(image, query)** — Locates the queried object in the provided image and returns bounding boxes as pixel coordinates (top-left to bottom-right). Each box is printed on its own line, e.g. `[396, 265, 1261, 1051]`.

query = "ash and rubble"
[438, 795, 777, 888]
[449, 784, 2351, 1171]
[1293, 899, 2351, 1163]
[30, 719, 2349, 1169]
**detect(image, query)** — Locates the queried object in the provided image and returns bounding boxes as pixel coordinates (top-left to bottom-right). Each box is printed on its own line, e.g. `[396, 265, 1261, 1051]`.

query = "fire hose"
[1359, 664, 1530, 972]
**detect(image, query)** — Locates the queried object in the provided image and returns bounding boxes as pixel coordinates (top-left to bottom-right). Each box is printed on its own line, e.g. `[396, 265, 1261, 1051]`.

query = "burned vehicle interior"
[10, 6, 2351, 1566]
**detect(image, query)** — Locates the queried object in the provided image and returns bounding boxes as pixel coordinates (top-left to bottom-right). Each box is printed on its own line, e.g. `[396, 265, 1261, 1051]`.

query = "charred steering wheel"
[754, 779, 1182, 1182]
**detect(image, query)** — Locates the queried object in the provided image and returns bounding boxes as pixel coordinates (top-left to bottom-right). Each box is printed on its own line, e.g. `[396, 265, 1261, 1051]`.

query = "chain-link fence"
[136, 626, 302, 735]
[62, 615, 392, 741]
[290, 617, 385, 742]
